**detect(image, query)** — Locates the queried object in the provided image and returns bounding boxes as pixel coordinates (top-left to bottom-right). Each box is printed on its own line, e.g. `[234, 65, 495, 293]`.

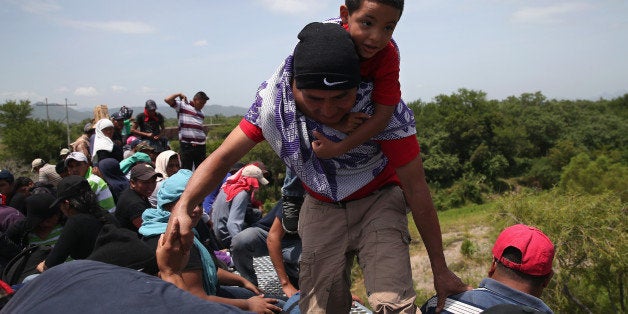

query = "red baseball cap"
[492, 224, 555, 276]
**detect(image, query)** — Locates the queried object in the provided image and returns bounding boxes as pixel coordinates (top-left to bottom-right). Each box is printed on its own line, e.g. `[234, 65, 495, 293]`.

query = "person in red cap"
[421, 224, 556, 314]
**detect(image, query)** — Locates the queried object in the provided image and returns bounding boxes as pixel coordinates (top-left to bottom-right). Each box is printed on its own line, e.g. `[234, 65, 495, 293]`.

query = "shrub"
[495, 190, 626, 313]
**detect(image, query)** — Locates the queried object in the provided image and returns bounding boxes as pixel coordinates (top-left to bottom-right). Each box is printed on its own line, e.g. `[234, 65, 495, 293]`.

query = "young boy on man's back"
[281, 0, 405, 234]
[313, 0, 404, 158]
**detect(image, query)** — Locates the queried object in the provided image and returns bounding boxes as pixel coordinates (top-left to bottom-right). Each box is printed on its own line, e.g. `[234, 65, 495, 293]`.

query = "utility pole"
[37, 98, 77, 146]
[35, 98, 54, 127]
[64, 98, 77, 146]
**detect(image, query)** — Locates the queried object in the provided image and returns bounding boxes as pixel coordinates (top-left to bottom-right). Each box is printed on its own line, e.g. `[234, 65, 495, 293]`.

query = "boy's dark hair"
[497, 247, 550, 287]
[345, 0, 404, 17]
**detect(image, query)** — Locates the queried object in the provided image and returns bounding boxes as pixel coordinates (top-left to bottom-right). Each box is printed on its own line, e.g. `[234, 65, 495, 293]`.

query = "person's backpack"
[1, 244, 52, 285]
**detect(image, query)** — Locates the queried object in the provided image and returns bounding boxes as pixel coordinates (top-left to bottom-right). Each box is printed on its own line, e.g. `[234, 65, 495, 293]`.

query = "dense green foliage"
[411, 90, 627, 209]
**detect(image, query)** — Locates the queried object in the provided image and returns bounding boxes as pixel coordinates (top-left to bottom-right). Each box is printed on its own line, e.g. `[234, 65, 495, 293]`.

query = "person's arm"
[267, 217, 298, 297]
[164, 93, 187, 107]
[217, 267, 261, 295]
[169, 126, 258, 252]
[395, 156, 471, 312]
[312, 104, 394, 159]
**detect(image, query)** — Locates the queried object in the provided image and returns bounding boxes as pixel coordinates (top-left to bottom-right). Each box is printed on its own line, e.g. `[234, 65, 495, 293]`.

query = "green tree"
[0, 100, 67, 163]
[559, 153, 628, 201]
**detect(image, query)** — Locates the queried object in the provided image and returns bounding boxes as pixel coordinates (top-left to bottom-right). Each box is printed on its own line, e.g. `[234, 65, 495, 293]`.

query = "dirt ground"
[410, 225, 493, 294]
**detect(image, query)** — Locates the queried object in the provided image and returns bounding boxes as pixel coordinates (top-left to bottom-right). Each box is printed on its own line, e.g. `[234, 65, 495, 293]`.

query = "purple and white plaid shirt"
[173, 100, 206, 145]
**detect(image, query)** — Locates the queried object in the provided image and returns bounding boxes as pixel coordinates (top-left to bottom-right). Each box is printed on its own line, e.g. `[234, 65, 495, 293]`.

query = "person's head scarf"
[154, 150, 180, 180]
[92, 118, 114, 158]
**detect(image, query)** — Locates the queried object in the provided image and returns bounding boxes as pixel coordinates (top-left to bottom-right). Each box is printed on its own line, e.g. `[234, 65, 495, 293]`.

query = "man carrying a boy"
[169, 22, 468, 313]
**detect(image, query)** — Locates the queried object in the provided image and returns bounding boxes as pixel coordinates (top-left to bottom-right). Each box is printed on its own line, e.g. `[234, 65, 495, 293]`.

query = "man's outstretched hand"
[434, 269, 472, 312]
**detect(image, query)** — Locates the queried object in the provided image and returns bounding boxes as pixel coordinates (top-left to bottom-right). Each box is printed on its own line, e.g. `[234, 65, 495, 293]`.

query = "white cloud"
[111, 85, 127, 92]
[0, 90, 41, 101]
[256, 0, 326, 14]
[64, 20, 155, 34]
[511, 3, 592, 24]
[74, 86, 99, 97]
[193, 39, 208, 47]
[17, 0, 61, 15]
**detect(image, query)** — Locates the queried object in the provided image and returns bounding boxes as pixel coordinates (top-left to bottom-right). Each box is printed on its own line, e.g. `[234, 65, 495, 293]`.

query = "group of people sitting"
[0, 149, 294, 312]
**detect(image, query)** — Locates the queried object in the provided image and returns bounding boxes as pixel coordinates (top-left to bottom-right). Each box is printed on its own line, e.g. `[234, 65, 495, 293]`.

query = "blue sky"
[1, 0, 626, 111]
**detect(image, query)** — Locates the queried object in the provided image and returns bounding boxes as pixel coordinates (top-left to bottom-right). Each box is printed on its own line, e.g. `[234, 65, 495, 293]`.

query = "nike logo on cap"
[323, 77, 349, 86]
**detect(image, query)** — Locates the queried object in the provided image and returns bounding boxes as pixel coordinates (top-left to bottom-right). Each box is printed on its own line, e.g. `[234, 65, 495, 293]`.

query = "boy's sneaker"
[281, 195, 303, 234]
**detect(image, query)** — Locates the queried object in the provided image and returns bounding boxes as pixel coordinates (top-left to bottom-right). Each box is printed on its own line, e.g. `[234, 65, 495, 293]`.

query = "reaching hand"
[434, 269, 472, 312]
[312, 130, 342, 159]
[241, 279, 262, 295]
[166, 202, 199, 253]
[156, 218, 192, 276]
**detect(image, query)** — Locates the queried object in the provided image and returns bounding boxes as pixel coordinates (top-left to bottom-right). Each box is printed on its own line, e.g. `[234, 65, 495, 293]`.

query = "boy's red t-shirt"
[342, 23, 401, 106]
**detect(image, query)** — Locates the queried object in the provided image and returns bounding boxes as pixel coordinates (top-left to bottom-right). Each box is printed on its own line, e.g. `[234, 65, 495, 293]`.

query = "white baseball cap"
[241, 165, 269, 185]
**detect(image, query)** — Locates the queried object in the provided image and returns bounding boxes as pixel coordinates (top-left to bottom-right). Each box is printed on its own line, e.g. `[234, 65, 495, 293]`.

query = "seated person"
[96, 158, 129, 204]
[211, 164, 268, 248]
[35, 176, 118, 273]
[149, 150, 181, 208]
[139, 169, 282, 313]
[421, 224, 556, 313]
[230, 199, 301, 294]
[115, 164, 161, 233]
[131, 100, 169, 151]
[65, 152, 116, 213]
[91, 118, 124, 168]
[7, 193, 63, 248]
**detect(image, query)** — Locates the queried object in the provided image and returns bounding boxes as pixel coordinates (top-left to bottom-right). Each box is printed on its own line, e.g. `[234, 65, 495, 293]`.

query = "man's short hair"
[293, 22, 360, 91]
[345, 0, 404, 17]
[194, 91, 209, 101]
